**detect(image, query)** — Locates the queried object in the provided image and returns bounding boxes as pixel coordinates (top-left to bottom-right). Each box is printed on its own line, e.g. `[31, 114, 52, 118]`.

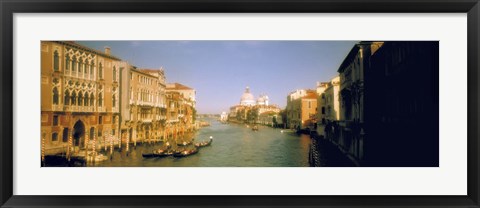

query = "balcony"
[131, 100, 155, 107]
[97, 107, 106, 112]
[167, 119, 179, 123]
[52, 105, 63, 112]
[62, 105, 96, 113]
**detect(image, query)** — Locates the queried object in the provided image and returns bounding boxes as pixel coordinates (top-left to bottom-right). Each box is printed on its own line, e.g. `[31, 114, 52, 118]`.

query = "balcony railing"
[167, 119, 179, 123]
[52, 105, 63, 112]
[61, 105, 96, 112]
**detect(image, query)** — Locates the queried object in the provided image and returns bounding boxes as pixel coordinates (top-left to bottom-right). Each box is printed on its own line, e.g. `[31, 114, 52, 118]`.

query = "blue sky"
[78, 41, 356, 114]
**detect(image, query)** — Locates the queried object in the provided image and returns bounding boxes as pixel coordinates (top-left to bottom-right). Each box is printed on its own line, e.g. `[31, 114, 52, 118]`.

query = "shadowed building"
[364, 41, 439, 166]
[335, 41, 439, 166]
[336, 41, 383, 164]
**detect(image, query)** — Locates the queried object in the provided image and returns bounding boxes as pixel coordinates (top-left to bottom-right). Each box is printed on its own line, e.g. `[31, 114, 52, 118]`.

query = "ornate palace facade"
[41, 41, 122, 155]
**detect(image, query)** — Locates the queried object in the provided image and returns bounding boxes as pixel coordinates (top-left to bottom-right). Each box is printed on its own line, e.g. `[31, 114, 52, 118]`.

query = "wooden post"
[118, 131, 121, 149]
[85, 133, 89, 161]
[92, 129, 96, 162]
[41, 133, 45, 164]
[126, 132, 129, 153]
[67, 135, 73, 161]
[134, 128, 137, 147]
[104, 130, 107, 151]
[110, 133, 113, 155]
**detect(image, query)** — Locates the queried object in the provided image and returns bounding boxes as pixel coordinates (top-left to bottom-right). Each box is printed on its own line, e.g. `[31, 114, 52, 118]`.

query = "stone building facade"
[123, 68, 167, 145]
[41, 41, 122, 155]
[286, 90, 318, 129]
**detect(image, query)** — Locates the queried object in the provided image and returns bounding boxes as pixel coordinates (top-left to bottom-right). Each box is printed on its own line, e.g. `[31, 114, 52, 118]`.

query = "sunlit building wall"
[41, 41, 122, 155]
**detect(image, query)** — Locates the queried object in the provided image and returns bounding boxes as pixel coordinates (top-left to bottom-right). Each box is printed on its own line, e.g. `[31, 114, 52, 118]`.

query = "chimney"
[104, 46, 111, 55]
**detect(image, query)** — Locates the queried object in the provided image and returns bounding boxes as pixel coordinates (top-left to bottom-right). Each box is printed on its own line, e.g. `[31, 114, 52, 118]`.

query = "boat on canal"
[194, 139, 212, 148]
[177, 141, 193, 146]
[173, 148, 198, 158]
[142, 147, 171, 158]
[252, 125, 259, 131]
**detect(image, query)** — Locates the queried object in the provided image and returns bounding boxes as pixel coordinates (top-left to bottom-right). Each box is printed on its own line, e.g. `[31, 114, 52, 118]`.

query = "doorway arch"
[73, 120, 86, 148]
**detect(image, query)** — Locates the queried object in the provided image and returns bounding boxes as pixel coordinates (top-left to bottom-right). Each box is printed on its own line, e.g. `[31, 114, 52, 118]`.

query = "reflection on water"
[89, 119, 310, 167]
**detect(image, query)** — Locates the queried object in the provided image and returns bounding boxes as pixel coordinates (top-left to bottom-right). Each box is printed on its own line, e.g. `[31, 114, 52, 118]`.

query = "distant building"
[166, 83, 196, 129]
[325, 76, 340, 123]
[166, 82, 196, 108]
[315, 81, 329, 127]
[286, 89, 318, 129]
[240, 86, 256, 106]
[258, 111, 282, 127]
[220, 111, 228, 122]
[229, 86, 280, 124]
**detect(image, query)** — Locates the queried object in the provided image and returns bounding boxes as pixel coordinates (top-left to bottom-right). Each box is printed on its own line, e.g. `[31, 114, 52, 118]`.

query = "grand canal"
[84, 119, 311, 167]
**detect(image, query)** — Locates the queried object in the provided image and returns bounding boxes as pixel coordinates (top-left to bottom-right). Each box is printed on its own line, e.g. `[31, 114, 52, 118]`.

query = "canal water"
[88, 119, 311, 167]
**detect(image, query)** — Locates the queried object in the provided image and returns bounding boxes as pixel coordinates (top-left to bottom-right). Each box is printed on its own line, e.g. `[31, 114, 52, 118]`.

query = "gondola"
[194, 139, 213, 148]
[173, 148, 198, 158]
[142, 153, 158, 158]
[142, 148, 170, 158]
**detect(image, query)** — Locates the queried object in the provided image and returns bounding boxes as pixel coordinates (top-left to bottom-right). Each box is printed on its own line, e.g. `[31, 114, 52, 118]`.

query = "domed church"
[240, 86, 256, 106]
[229, 86, 281, 123]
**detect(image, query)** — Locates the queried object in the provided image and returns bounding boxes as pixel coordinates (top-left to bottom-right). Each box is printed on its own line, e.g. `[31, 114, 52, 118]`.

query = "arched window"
[113, 66, 117, 81]
[71, 91, 77, 105]
[98, 92, 103, 106]
[64, 90, 70, 105]
[90, 61, 94, 77]
[98, 63, 103, 79]
[112, 95, 116, 107]
[84, 62, 89, 75]
[65, 55, 70, 71]
[90, 93, 94, 106]
[78, 92, 83, 106]
[84, 92, 89, 106]
[52, 87, 59, 105]
[72, 57, 77, 72]
[52, 132, 58, 142]
[79, 58, 83, 74]
[53, 51, 59, 71]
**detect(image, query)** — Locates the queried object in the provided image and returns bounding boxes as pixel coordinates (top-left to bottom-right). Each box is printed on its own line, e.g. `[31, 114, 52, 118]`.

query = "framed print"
[1, 0, 479, 207]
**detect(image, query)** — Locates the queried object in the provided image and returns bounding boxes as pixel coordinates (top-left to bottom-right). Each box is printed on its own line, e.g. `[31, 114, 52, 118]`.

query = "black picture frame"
[1, 0, 479, 207]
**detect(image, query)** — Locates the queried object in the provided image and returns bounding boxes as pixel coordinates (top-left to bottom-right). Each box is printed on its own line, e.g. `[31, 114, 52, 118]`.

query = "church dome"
[240, 86, 256, 106]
